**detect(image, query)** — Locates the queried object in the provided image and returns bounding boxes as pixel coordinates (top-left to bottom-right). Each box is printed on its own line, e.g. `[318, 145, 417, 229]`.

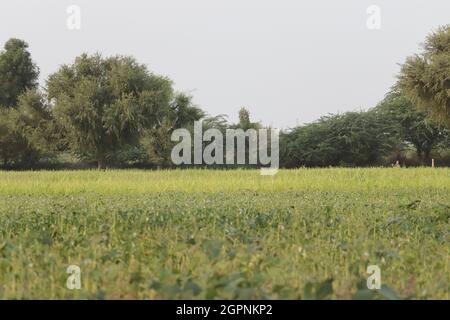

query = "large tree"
[0, 89, 55, 167]
[0, 38, 39, 108]
[47, 53, 176, 168]
[398, 25, 450, 126]
[0, 39, 42, 167]
[373, 90, 448, 163]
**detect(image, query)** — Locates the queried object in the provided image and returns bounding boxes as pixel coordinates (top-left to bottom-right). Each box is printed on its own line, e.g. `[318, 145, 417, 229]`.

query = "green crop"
[0, 168, 448, 299]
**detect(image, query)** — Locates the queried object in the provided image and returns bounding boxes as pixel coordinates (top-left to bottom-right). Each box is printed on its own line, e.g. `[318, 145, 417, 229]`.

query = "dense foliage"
[0, 169, 448, 299]
[281, 111, 393, 167]
[0, 38, 39, 108]
[398, 25, 450, 126]
[1, 26, 449, 168]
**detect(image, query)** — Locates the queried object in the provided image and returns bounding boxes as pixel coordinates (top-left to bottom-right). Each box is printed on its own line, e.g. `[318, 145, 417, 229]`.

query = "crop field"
[0, 169, 448, 299]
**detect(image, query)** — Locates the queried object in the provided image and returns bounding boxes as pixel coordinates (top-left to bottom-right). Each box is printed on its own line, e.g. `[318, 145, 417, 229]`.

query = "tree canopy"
[0, 34, 449, 169]
[398, 25, 450, 126]
[373, 90, 448, 163]
[281, 111, 393, 167]
[0, 38, 39, 108]
[46, 53, 177, 168]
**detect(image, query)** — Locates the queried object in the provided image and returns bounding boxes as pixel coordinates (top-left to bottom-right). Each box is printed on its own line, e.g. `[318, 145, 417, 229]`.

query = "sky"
[0, 0, 449, 129]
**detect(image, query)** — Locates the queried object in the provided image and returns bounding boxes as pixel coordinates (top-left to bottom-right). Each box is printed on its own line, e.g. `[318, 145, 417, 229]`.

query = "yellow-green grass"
[0, 169, 448, 299]
[0, 168, 448, 194]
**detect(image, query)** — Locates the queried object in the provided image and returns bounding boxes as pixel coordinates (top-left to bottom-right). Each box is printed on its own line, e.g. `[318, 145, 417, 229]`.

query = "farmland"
[0, 169, 449, 299]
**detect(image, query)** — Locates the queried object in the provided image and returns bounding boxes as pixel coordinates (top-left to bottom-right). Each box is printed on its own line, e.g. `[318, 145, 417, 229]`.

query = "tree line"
[0, 25, 449, 169]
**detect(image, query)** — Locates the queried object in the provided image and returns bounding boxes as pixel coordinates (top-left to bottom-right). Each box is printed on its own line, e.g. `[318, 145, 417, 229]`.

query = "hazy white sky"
[1, 0, 449, 128]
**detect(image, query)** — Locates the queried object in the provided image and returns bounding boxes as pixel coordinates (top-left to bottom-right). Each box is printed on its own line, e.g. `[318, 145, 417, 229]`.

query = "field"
[0, 168, 448, 299]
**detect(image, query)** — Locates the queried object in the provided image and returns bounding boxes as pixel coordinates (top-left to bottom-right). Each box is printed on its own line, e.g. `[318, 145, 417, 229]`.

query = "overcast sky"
[1, 0, 449, 128]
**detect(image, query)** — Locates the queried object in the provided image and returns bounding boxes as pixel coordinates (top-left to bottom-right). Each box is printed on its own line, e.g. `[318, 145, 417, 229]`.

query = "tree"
[0, 39, 39, 108]
[0, 89, 55, 167]
[281, 111, 393, 167]
[0, 109, 30, 166]
[398, 25, 450, 126]
[238, 107, 251, 129]
[140, 93, 204, 168]
[373, 90, 448, 163]
[0, 39, 43, 167]
[47, 53, 175, 169]
[226, 108, 261, 167]
[236, 107, 260, 130]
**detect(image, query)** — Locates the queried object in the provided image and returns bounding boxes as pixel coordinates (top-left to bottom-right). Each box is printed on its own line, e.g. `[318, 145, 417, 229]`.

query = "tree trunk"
[423, 150, 431, 166]
[416, 149, 423, 164]
[97, 158, 105, 170]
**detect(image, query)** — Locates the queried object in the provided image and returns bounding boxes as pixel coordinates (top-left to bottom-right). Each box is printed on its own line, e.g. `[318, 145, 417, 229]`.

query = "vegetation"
[0, 169, 448, 299]
[399, 25, 450, 126]
[46, 54, 203, 169]
[0, 39, 43, 167]
[373, 90, 449, 164]
[281, 111, 393, 167]
[0, 24, 449, 301]
[1, 25, 449, 169]
[0, 38, 39, 108]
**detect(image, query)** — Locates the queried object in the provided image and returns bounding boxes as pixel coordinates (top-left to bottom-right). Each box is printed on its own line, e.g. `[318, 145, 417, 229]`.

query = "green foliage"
[46, 53, 175, 168]
[13, 90, 55, 153]
[236, 107, 260, 130]
[281, 111, 392, 167]
[0, 169, 448, 299]
[373, 90, 449, 162]
[140, 93, 204, 167]
[0, 39, 43, 167]
[0, 39, 39, 108]
[0, 108, 39, 167]
[224, 108, 263, 168]
[0, 35, 448, 169]
[0, 90, 59, 168]
[398, 25, 450, 126]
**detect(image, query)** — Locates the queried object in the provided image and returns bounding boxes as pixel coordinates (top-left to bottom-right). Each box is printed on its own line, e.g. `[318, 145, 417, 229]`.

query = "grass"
[0, 168, 448, 299]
